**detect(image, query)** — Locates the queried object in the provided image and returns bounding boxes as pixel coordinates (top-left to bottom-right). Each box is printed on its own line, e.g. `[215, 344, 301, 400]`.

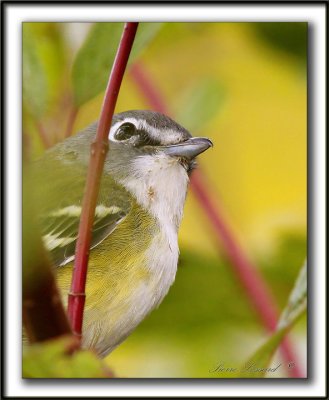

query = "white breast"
[120, 153, 189, 306]
[124, 154, 189, 233]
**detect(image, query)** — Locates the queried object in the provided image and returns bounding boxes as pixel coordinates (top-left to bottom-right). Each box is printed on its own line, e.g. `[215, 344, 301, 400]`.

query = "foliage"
[176, 79, 226, 133]
[23, 25, 48, 118]
[239, 262, 306, 377]
[72, 23, 162, 106]
[254, 22, 307, 63]
[23, 336, 112, 378]
[23, 24, 68, 118]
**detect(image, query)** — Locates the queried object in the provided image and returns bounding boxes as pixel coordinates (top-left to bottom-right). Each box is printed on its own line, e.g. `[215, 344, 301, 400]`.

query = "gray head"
[105, 110, 213, 227]
[52, 110, 212, 176]
[106, 110, 212, 177]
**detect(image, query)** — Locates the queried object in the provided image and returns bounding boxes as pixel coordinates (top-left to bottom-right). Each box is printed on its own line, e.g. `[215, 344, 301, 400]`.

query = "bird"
[33, 110, 213, 358]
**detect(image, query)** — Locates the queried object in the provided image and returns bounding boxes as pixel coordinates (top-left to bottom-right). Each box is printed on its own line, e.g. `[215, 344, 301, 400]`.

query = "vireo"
[33, 110, 212, 357]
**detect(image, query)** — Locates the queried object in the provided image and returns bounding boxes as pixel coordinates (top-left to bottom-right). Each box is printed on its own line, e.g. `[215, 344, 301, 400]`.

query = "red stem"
[129, 63, 169, 113]
[129, 62, 303, 377]
[67, 22, 139, 342]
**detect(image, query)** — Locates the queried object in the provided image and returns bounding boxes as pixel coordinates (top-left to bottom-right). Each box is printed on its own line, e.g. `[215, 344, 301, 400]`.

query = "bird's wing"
[40, 188, 129, 267]
[32, 136, 132, 267]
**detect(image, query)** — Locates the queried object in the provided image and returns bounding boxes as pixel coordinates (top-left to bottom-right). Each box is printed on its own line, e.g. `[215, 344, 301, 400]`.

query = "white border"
[4, 3, 326, 398]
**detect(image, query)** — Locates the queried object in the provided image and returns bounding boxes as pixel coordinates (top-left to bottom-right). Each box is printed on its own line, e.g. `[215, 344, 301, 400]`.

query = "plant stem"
[67, 22, 139, 342]
[129, 61, 303, 378]
[129, 63, 169, 113]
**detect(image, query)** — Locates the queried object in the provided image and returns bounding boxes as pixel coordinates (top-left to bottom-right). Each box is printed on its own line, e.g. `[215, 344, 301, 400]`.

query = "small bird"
[34, 110, 212, 357]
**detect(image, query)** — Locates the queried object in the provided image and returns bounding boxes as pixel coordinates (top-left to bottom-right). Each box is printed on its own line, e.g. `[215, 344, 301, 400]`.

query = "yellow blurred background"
[23, 22, 307, 377]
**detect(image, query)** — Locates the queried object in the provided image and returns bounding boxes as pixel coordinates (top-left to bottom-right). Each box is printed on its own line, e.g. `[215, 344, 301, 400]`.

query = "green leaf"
[277, 261, 307, 331]
[175, 79, 226, 133]
[72, 22, 162, 107]
[23, 336, 112, 378]
[238, 328, 288, 378]
[23, 24, 48, 117]
[239, 261, 307, 377]
[254, 23, 307, 64]
[28, 23, 69, 109]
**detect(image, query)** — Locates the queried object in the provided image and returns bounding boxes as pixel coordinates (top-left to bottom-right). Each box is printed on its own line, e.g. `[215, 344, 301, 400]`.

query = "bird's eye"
[114, 122, 136, 141]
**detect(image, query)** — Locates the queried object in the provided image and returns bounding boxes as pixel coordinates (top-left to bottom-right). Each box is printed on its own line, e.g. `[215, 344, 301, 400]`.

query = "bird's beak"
[162, 137, 213, 159]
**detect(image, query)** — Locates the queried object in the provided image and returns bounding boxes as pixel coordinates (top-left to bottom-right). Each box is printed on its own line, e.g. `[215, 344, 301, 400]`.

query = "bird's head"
[106, 110, 212, 178]
[55, 110, 212, 227]
[103, 110, 213, 227]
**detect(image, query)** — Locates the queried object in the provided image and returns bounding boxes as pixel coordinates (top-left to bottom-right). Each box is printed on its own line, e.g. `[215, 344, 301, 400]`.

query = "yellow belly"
[56, 202, 177, 357]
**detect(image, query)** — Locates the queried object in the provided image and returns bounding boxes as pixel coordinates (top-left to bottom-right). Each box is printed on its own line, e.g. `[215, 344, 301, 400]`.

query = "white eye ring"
[114, 122, 137, 141]
[108, 118, 141, 142]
